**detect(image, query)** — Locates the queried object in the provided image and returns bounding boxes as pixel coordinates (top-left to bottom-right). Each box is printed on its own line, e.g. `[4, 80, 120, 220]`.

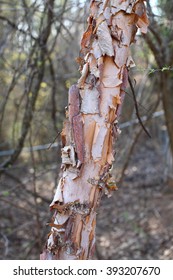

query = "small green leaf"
[148, 69, 155, 75]
[2, 191, 10, 196]
[162, 66, 169, 72]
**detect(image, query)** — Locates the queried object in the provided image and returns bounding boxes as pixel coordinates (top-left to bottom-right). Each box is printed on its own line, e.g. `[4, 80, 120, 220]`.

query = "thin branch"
[128, 75, 151, 138]
[142, 33, 162, 68]
[118, 94, 161, 185]
[0, 0, 55, 172]
[0, 15, 36, 40]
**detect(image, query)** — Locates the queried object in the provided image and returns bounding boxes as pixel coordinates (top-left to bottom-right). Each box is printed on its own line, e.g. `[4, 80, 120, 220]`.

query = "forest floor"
[0, 136, 173, 260]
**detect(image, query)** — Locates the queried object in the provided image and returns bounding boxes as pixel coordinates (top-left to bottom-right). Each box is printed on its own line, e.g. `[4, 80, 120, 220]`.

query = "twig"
[118, 94, 161, 185]
[0, 232, 9, 257]
[47, 132, 61, 150]
[128, 75, 152, 138]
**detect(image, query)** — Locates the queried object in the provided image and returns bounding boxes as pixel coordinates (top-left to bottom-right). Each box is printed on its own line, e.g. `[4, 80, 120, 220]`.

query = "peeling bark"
[40, 0, 148, 260]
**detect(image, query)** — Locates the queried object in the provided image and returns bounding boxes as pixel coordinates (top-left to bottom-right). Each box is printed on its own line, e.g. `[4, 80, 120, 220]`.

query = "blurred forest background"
[0, 0, 173, 260]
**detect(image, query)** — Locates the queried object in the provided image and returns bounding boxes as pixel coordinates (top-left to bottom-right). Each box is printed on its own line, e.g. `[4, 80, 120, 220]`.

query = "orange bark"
[40, 0, 148, 260]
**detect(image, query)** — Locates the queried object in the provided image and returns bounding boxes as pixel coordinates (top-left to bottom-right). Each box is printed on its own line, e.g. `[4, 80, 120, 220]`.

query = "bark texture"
[40, 0, 148, 260]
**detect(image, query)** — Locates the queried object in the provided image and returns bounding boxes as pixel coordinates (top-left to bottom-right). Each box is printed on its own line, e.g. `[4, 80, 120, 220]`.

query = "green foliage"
[2, 191, 10, 197]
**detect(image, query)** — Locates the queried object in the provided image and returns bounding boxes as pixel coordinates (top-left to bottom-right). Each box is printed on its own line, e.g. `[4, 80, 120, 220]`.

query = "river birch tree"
[40, 0, 149, 260]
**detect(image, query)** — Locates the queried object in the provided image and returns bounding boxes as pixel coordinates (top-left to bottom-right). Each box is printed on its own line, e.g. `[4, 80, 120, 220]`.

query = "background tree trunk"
[161, 72, 173, 157]
[40, 0, 148, 260]
[144, 0, 173, 158]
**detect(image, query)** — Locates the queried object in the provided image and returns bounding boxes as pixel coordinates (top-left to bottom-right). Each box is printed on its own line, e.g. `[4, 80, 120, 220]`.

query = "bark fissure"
[41, 0, 148, 260]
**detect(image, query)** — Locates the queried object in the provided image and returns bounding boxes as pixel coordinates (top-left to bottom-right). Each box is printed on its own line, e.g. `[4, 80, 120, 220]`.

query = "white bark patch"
[81, 87, 100, 114]
[54, 215, 69, 226]
[61, 145, 76, 167]
[102, 56, 121, 88]
[97, 21, 114, 56]
[113, 41, 128, 67]
[103, 7, 111, 25]
[92, 125, 107, 160]
[91, 40, 102, 60]
[102, 76, 122, 88]
[50, 178, 64, 206]
[47, 233, 55, 250]
[100, 86, 119, 118]
[64, 167, 79, 180]
[62, 162, 100, 204]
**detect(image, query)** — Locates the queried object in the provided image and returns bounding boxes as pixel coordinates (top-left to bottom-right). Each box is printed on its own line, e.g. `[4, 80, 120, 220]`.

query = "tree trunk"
[161, 72, 173, 158]
[144, 1, 173, 159]
[40, 0, 148, 260]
